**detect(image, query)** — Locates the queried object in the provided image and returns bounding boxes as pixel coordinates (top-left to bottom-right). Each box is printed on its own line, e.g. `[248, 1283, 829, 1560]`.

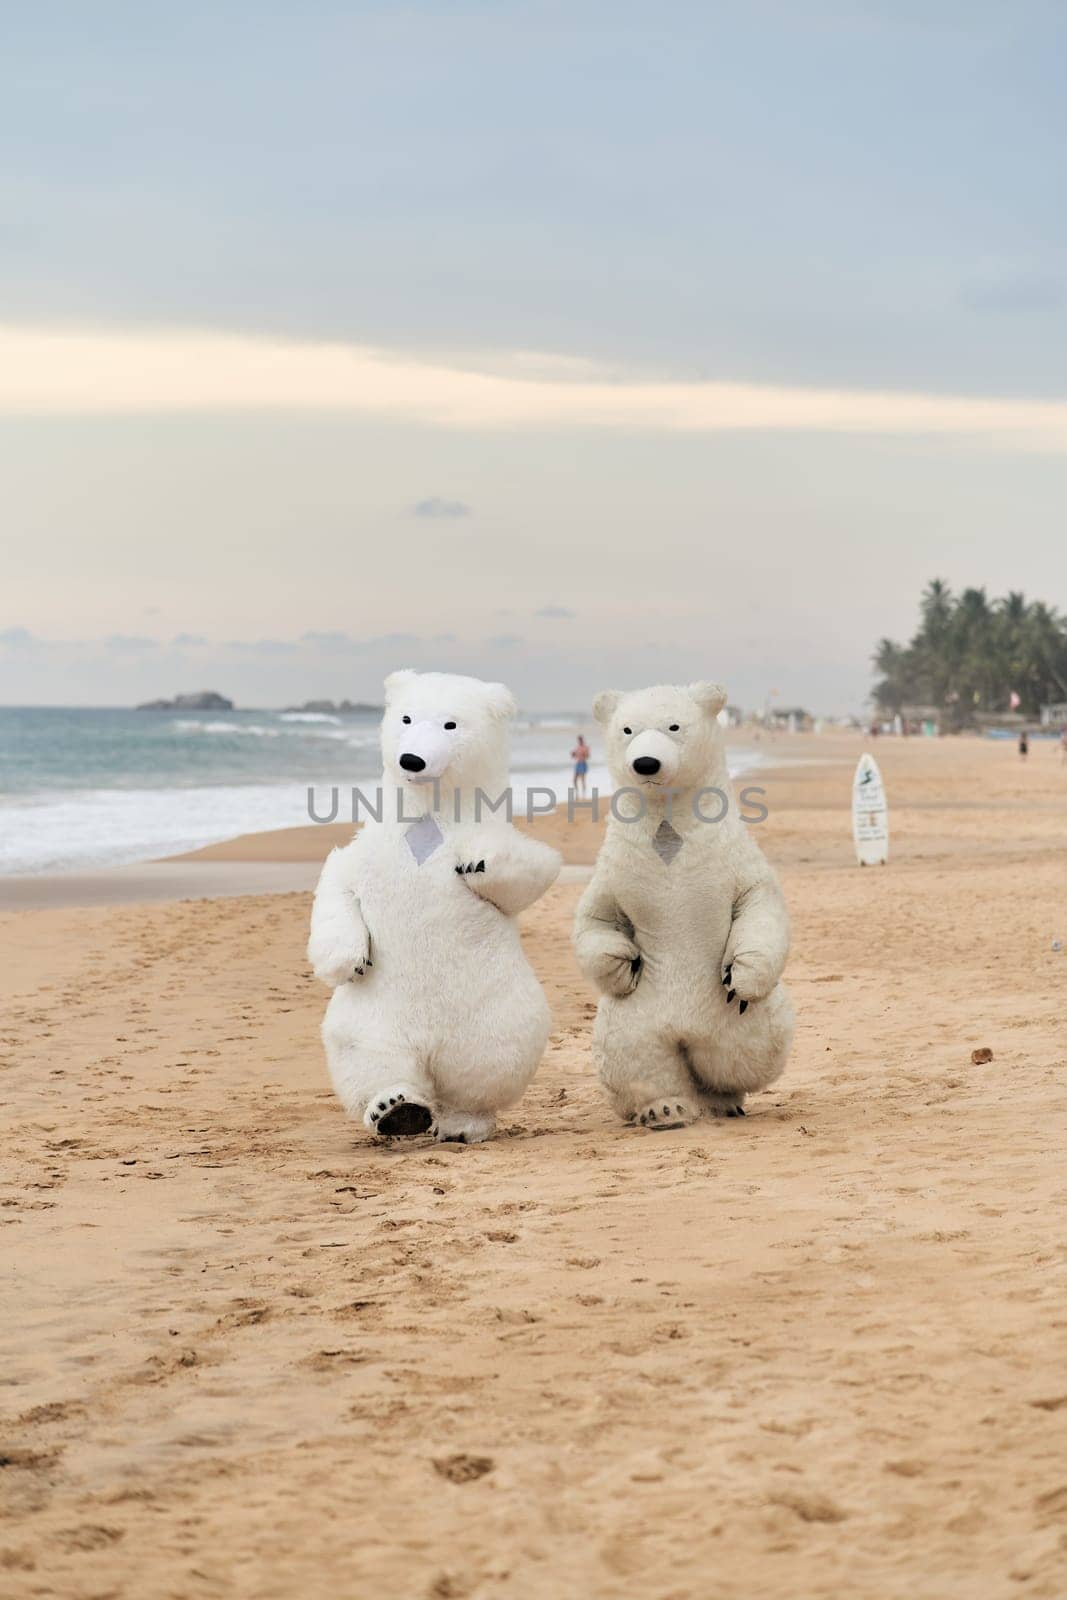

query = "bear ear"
[593, 690, 622, 725]
[689, 681, 727, 718]
[383, 668, 416, 702]
[484, 681, 518, 721]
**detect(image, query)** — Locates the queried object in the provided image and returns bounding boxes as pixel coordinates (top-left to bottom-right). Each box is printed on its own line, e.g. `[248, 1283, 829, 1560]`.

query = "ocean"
[0, 707, 760, 875]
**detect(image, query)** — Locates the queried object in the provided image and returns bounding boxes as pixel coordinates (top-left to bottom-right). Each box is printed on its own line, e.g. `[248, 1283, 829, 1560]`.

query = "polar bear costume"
[573, 682, 793, 1128]
[308, 670, 560, 1143]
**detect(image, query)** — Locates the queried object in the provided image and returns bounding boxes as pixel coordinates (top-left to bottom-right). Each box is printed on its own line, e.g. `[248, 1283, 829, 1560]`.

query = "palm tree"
[995, 591, 1030, 711]
[919, 578, 954, 643]
[1024, 602, 1067, 706]
[871, 581, 1067, 723]
[871, 638, 913, 713]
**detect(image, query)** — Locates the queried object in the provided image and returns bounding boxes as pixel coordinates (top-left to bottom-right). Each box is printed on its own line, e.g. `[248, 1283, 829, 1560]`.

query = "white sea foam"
[516, 716, 582, 731]
[0, 785, 317, 875]
[174, 719, 281, 737]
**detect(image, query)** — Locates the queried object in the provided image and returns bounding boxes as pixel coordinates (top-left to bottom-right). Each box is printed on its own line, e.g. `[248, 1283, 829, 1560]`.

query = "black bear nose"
[632, 756, 661, 776]
[399, 752, 426, 773]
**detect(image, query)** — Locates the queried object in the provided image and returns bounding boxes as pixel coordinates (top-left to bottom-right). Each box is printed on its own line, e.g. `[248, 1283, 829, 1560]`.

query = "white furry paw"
[634, 1097, 701, 1131]
[721, 956, 771, 1010]
[703, 1092, 748, 1119]
[435, 1110, 497, 1145]
[310, 940, 372, 988]
[590, 936, 643, 998]
[363, 1088, 435, 1138]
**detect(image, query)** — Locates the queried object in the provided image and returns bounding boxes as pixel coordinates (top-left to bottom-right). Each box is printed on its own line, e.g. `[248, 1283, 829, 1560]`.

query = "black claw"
[454, 864, 464, 875]
[723, 964, 732, 986]
[353, 963, 364, 975]
[396, 1093, 404, 1101]
[663, 1104, 671, 1115]
[727, 989, 736, 1003]
[475, 860, 485, 872]
[365, 958, 373, 967]
[388, 1097, 397, 1105]
[739, 999, 748, 1015]
[370, 1112, 379, 1122]
[648, 1108, 657, 1120]
[736, 1104, 746, 1116]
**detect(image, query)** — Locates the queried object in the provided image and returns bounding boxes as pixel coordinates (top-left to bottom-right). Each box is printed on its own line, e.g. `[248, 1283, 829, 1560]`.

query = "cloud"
[4, 324, 1067, 450]
[104, 634, 158, 652]
[487, 633, 523, 649]
[224, 637, 298, 655]
[412, 496, 471, 519]
[301, 630, 360, 653]
[535, 605, 575, 619]
[172, 632, 209, 647]
[0, 626, 37, 648]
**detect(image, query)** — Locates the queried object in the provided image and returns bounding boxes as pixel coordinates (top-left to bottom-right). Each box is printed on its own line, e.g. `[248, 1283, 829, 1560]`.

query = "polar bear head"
[593, 681, 728, 794]
[382, 669, 517, 800]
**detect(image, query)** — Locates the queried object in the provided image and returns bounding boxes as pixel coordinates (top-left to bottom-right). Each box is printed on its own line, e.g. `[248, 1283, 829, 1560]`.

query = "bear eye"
[443, 721, 456, 730]
[402, 715, 411, 724]
[622, 726, 632, 735]
[669, 723, 680, 732]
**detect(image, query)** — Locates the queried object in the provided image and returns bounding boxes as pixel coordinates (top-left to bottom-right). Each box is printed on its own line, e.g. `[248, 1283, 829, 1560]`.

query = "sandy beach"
[3, 731, 1066, 1598]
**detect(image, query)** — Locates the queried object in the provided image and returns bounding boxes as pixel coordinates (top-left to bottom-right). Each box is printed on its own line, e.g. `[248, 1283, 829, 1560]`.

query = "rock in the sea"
[136, 691, 235, 711]
[282, 699, 384, 716]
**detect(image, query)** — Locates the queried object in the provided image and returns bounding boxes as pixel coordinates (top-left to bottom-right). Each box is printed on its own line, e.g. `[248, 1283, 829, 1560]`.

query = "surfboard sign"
[852, 752, 889, 866]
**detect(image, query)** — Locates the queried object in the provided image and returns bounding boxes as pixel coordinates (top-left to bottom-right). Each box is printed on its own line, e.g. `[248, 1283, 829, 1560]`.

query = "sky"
[2, 0, 1066, 712]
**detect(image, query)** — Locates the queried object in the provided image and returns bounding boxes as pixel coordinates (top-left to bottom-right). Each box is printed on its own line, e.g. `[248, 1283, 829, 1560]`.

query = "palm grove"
[873, 581, 1067, 727]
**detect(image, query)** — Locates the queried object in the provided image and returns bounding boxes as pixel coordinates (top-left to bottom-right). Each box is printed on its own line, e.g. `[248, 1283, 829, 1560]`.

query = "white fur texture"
[308, 670, 560, 1142]
[574, 682, 794, 1125]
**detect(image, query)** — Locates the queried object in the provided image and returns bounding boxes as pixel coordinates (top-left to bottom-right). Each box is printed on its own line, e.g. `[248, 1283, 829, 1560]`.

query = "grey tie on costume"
[652, 818, 683, 866]
[405, 814, 444, 864]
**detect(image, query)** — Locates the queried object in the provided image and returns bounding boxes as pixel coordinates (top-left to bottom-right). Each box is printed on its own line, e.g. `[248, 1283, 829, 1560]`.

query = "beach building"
[767, 706, 814, 733]
[900, 703, 941, 736]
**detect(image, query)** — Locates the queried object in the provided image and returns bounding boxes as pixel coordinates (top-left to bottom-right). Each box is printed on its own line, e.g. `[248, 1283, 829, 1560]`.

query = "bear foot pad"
[366, 1092, 434, 1138]
[635, 1099, 699, 1131]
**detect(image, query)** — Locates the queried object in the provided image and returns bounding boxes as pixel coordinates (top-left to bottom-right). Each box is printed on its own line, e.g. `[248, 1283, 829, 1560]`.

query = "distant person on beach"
[1019, 730, 1029, 760]
[571, 733, 590, 797]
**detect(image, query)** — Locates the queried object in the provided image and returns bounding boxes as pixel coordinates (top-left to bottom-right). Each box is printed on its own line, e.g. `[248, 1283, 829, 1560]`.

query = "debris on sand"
[433, 1454, 494, 1484]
